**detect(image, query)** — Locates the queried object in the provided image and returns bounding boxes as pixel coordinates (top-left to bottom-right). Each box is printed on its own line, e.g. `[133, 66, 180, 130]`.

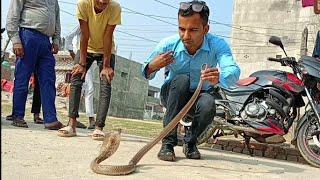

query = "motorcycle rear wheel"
[177, 122, 219, 146]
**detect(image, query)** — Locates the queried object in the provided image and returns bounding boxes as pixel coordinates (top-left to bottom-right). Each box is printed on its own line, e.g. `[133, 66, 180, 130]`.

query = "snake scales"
[90, 78, 204, 176]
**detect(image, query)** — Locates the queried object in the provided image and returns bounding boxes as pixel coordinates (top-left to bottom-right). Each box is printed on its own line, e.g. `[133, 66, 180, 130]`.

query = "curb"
[202, 137, 308, 165]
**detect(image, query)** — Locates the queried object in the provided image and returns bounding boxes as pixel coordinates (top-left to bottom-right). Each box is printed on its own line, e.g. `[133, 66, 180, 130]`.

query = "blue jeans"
[13, 28, 58, 125]
[160, 74, 216, 146]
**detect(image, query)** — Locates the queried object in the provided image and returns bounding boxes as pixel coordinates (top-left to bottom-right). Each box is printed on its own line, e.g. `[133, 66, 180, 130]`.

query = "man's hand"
[71, 64, 86, 79]
[148, 51, 174, 73]
[100, 67, 114, 84]
[52, 43, 59, 54]
[13, 43, 24, 58]
[201, 67, 220, 85]
[69, 50, 75, 60]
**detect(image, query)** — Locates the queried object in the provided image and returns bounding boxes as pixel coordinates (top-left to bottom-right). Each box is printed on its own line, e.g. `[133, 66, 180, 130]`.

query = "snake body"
[90, 79, 204, 176]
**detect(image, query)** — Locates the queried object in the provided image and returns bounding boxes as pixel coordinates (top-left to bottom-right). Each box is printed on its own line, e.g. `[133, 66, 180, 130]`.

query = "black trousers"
[160, 74, 216, 146]
[31, 74, 41, 114]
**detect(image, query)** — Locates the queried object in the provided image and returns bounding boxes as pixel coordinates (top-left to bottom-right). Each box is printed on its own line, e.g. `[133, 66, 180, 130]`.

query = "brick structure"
[204, 137, 308, 164]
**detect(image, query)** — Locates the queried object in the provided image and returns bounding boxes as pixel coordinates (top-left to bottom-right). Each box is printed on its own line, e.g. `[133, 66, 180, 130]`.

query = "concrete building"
[69, 55, 162, 120]
[231, 0, 319, 78]
[144, 85, 164, 120]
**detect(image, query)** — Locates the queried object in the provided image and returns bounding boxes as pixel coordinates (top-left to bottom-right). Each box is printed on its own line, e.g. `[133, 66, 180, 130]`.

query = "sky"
[1, 0, 235, 88]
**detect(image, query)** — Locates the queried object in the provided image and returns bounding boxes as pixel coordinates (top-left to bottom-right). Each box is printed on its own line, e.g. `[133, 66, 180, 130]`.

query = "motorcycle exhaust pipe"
[214, 116, 274, 135]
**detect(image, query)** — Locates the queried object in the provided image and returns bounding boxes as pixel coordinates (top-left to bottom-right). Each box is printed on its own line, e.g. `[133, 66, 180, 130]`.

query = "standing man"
[65, 26, 96, 129]
[142, 0, 240, 161]
[58, 0, 121, 138]
[6, 0, 64, 129]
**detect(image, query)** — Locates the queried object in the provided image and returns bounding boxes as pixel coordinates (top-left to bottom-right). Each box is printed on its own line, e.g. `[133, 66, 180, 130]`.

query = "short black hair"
[178, 1, 210, 25]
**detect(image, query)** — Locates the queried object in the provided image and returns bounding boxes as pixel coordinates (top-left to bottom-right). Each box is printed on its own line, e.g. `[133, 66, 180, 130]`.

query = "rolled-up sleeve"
[141, 41, 166, 80]
[216, 39, 241, 88]
[6, 0, 24, 44]
[52, 1, 61, 46]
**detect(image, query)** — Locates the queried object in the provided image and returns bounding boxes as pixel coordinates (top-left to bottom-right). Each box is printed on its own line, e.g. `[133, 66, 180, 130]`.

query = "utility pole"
[129, 51, 132, 60]
[300, 27, 308, 57]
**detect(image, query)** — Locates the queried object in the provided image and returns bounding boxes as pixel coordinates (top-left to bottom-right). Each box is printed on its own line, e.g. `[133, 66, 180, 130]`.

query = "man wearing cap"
[142, 0, 240, 161]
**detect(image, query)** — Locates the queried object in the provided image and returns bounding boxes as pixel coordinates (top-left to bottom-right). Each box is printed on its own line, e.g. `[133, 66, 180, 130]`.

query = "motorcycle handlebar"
[267, 57, 282, 62]
[267, 57, 296, 66]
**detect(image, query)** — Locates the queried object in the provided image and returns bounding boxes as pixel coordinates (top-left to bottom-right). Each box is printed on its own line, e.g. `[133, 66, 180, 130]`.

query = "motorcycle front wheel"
[297, 112, 320, 168]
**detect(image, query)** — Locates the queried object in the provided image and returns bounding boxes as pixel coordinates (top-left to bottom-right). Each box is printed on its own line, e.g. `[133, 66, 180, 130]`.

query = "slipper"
[76, 121, 87, 129]
[34, 117, 44, 124]
[57, 126, 77, 137]
[92, 129, 105, 141]
[12, 118, 28, 128]
[87, 123, 95, 129]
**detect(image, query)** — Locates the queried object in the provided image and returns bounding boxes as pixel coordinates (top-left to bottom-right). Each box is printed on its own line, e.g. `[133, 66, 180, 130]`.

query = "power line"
[151, 0, 310, 36]
[58, 5, 160, 43]
[58, 1, 305, 45]
[233, 49, 299, 55]
[116, 30, 159, 43]
[122, 7, 177, 26]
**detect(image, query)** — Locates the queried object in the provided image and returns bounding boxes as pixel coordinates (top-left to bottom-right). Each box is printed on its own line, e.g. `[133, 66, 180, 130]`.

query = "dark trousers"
[160, 74, 216, 146]
[68, 52, 115, 128]
[31, 74, 41, 114]
[13, 28, 57, 125]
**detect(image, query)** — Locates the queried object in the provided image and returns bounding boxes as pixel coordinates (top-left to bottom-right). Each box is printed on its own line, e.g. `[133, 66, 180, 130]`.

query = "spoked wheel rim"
[302, 115, 320, 160]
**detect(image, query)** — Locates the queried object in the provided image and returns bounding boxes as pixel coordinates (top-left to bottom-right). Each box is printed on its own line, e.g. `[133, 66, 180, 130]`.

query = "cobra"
[90, 77, 204, 176]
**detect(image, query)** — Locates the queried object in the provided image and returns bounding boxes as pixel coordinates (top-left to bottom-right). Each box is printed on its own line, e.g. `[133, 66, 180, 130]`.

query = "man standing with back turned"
[6, 0, 64, 129]
[142, 0, 240, 161]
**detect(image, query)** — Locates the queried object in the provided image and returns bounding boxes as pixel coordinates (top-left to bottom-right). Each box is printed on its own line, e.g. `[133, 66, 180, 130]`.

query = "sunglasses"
[179, 1, 207, 13]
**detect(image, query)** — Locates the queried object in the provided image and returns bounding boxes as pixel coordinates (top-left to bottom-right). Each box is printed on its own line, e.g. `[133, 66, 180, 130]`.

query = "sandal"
[87, 122, 96, 129]
[34, 117, 44, 124]
[92, 129, 105, 141]
[76, 121, 87, 129]
[6, 114, 14, 121]
[12, 118, 28, 128]
[57, 126, 77, 137]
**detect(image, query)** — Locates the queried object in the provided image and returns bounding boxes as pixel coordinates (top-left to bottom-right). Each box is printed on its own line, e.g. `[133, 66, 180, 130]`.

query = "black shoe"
[183, 143, 201, 159]
[157, 144, 175, 161]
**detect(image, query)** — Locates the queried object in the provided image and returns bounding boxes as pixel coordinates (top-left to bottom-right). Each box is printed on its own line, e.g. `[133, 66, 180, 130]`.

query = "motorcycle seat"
[219, 84, 257, 95]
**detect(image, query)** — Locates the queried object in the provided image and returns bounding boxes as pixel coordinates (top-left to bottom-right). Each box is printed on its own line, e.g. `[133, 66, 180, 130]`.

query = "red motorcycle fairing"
[268, 72, 304, 94]
[244, 118, 285, 135]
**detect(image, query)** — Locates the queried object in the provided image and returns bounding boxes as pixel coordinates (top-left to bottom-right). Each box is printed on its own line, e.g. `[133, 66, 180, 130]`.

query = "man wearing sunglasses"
[142, 0, 240, 161]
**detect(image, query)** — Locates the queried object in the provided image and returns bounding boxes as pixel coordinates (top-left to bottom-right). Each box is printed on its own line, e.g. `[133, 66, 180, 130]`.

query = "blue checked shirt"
[142, 33, 241, 91]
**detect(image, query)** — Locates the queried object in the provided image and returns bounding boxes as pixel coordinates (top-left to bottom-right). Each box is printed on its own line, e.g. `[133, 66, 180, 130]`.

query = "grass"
[1, 93, 163, 138]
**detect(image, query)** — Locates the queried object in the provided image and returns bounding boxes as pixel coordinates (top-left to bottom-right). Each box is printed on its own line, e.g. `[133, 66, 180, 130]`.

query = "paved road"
[2, 118, 320, 180]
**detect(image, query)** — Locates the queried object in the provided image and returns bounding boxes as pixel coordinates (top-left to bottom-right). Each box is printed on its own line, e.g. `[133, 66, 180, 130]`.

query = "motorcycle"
[178, 36, 320, 167]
